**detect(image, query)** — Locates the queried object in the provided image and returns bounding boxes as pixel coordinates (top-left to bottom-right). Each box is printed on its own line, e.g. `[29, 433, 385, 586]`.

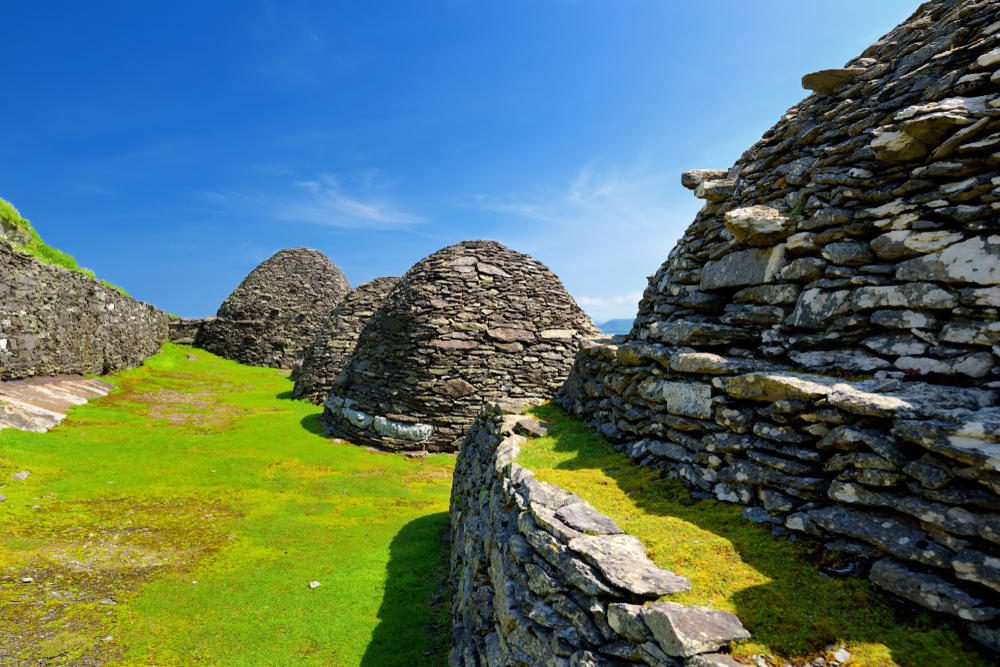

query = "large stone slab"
[636, 378, 713, 419]
[895, 235, 1000, 285]
[724, 206, 794, 246]
[870, 558, 998, 622]
[641, 601, 750, 657]
[568, 534, 691, 598]
[700, 245, 786, 290]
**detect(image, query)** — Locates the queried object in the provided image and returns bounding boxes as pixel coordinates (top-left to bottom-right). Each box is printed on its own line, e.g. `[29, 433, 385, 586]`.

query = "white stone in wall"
[723, 205, 793, 246]
[636, 378, 713, 419]
[895, 236, 1000, 285]
[373, 415, 433, 442]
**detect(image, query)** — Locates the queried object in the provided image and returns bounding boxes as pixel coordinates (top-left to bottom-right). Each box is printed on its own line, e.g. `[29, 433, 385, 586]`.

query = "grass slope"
[521, 404, 992, 667]
[0, 197, 129, 296]
[0, 343, 454, 665]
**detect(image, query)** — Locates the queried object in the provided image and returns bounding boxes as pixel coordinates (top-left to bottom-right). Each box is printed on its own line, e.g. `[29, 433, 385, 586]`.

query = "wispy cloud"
[197, 172, 423, 230]
[278, 175, 423, 228]
[466, 163, 680, 232]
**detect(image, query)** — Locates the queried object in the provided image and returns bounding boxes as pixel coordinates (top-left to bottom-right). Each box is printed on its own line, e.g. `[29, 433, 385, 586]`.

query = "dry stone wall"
[450, 406, 749, 667]
[167, 316, 213, 344]
[0, 242, 167, 380]
[558, 0, 1000, 651]
[195, 248, 350, 369]
[322, 240, 599, 453]
[292, 277, 399, 404]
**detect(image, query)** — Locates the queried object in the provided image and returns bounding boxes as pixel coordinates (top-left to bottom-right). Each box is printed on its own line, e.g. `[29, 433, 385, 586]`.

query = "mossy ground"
[521, 404, 994, 667]
[0, 343, 454, 665]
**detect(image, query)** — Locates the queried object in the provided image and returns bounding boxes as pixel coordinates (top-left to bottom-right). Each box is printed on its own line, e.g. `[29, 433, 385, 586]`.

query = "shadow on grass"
[360, 512, 451, 667]
[276, 390, 294, 400]
[525, 403, 991, 667]
[299, 413, 328, 438]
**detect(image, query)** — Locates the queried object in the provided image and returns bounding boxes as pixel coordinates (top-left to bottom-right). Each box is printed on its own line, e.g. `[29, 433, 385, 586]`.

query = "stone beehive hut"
[195, 248, 350, 368]
[322, 240, 599, 452]
[291, 276, 399, 404]
[558, 0, 1000, 651]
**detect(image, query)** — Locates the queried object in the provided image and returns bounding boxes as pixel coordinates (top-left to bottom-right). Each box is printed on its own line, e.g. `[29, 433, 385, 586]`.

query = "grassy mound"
[0, 343, 454, 665]
[521, 404, 991, 667]
[0, 197, 129, 296]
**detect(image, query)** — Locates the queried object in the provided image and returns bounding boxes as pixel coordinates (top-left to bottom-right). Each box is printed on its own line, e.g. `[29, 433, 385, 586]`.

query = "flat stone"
[850, 283, 958, 310]
[682, 169, 729, 190]
[646, 320, 754, 347]
[568, 534, 691, 598]
[870, 309, 936, 329]
[895, 235, 1000, 285]
[787, 288, 851, 328]
[713, 372, 837, 402]
[694, 179, 737, 201]
[606, 602, 650, 642]
[870, 230, 964, 260]
[821, 241, 875, 266]
[701, 246, 786, 290]
[372, 416, 433, 442]
[556, 501, 623, 535]
[513, 417, 549, 439]
[11, 471, 29, 481]
[870, 128, 928, 162]
[808, 506, 953, 568]
[636, 378, 713, 419]
[641, 601, 750, 658]
[953, 550, 1000, 593]
[724, 205, 793, 246]
[686, 654, 745, 667]
[802, 67, 866, 94]
[788, 349, 889, 372]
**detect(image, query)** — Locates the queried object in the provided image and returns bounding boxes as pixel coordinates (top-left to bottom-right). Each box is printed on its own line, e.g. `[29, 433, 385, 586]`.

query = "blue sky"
[2, 1, 918, 322]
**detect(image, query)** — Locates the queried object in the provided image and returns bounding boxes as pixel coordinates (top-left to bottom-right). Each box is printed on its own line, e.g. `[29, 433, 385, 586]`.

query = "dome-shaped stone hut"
[292, 276, 399, 404]
[322, 240, 599, 452]
[195, 248, 351, 368]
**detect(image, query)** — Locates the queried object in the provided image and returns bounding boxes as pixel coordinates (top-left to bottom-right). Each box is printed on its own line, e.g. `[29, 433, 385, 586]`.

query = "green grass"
[0, 343, 454, 665]
[520, 403, 992, 667]
[0, 196, 129, 296]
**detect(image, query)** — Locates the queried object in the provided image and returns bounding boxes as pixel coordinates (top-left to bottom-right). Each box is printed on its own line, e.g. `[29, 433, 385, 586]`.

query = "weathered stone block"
[700, 246, 786, 290]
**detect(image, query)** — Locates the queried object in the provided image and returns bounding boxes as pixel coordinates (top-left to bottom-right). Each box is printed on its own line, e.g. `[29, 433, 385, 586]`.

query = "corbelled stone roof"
[292, 277, 399, 404]
[195, 248, 351, 368]
[322, 240, 599, 452]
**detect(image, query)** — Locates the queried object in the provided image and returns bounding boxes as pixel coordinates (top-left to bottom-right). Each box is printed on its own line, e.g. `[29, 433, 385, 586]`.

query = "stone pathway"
[0, 376, 113, 433]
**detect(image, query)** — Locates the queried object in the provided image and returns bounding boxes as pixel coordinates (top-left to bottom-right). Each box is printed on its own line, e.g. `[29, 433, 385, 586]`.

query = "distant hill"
[596, 318, 633, 335]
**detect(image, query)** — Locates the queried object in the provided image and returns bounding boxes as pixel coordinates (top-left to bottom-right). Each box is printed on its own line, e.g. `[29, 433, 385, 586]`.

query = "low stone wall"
[557, 339, 1000, 649]
[167, 316, 213, 344]
[449, 406, 749, 666]
[0, 242, 168, 380]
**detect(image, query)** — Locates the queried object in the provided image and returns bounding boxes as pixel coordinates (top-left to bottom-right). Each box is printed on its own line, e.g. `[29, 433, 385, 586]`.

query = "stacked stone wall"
[167, 317, 213, 344]
[557, 0, 1000, 650]
[450, 406, 749, 666]
[0, 242, 168, 380]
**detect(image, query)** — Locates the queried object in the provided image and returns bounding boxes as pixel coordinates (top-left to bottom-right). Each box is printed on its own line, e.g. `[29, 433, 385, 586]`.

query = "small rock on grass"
[0, 493, 6, 502]
[11, 471, 29, 481]
[309, 581, 321, 589]
[20, 577, 33, 583]
[832, 647, 851, 663]
[186, 355, 198, 361]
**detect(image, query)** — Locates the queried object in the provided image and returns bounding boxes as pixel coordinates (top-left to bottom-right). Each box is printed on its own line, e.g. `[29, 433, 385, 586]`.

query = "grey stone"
[11, 470, 29, 481]
[636, 378, 713, 419]
[682, 169, 729, 190]
[802, 67, 866, 94]
[568, 534, 691, 598]
[953, 550, 1000, 593]
[895, 235, 1000, 285]
[724, 206, 793, 246]
[607, 603, 650, 642]
[556, 502, 623, 536]
[700, 246, 786, 290]
[808, 505, 953, 568]
[787, 289, 851, 328]
[641, 601, 750, 658]
[871, 558, 998, 622]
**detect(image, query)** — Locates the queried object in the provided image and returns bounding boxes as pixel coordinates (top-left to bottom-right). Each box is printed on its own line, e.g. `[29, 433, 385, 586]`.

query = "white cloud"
[279, 175, 423, 228]
[468, 163, 681, 232]
[576, 291, 644, 309]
